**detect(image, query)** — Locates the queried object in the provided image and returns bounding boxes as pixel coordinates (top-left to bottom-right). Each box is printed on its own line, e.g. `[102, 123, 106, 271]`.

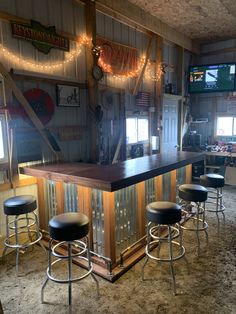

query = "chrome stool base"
[41, 236, 99, 306]
[205, 187, 225, 231]
[142, 223, 189, 295]
[181, 201, 208, 255]
[2, 211, 45, 273]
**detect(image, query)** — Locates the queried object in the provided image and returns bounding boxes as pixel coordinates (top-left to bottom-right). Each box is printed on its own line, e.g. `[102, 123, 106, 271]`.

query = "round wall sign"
[23, 88, 54, 125]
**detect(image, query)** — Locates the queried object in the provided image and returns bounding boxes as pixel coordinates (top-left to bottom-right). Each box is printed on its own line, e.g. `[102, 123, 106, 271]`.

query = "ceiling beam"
[95, 0, 199, 53]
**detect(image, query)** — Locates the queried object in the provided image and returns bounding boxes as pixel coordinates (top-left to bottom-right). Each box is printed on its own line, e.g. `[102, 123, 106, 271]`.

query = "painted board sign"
[11, 20, 70, 54]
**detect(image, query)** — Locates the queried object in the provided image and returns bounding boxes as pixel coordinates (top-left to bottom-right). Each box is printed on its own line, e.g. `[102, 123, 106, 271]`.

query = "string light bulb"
[0, 35, 90, 72]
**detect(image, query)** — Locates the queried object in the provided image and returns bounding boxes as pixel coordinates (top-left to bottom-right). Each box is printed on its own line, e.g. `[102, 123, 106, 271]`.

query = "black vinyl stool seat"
[41, 212, 99, 306]
[142, 201, 189, 295]
[200, 174, 225, 231]
[3, 195, 45, 273]
[179, 184, 208, 255]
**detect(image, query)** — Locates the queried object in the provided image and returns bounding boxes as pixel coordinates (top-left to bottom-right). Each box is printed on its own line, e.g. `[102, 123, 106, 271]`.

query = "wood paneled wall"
[0, 0, 183, 162]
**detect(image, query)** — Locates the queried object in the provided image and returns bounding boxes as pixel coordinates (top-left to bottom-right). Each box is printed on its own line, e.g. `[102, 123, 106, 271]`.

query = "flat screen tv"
[188, 63, 236, 93]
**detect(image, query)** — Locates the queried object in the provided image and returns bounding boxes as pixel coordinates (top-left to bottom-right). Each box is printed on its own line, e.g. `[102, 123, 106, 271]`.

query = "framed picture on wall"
[56, 84, 80, 107]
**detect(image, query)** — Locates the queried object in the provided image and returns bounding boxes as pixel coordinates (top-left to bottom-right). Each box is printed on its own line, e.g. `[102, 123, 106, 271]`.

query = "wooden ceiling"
[128, 0, 236, 44]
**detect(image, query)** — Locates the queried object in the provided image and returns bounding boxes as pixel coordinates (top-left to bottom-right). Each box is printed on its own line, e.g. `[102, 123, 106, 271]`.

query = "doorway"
[162, 97, 179, 153]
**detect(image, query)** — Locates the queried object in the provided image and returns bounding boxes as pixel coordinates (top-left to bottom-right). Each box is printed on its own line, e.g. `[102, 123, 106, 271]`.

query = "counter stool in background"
[179, 184, 208, 255]
[2, 195, 45, 273]
[41, 212, 99, 306]
[142, 201, 189, 295]
[200, 173, 225, 231]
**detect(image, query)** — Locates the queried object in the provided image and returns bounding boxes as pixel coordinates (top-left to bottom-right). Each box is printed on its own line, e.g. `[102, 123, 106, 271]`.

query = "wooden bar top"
[20, 151, 205, 192]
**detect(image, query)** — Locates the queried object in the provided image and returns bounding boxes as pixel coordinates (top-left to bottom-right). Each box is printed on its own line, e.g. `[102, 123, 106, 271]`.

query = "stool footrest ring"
[47, 256, 93, 284]
[51, 240, 87, 259]
[4, 230, 42, 249]
[146, 240, 185, 262]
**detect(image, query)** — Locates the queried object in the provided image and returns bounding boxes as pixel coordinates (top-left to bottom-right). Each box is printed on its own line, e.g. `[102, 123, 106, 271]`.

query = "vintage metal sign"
[11, 20, 70, 54]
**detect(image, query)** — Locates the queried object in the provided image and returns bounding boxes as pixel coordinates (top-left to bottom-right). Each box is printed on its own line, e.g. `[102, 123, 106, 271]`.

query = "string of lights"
[0, 35, 165, 81]
[0, 35, 90, 71]
[99, 55, 163, 82]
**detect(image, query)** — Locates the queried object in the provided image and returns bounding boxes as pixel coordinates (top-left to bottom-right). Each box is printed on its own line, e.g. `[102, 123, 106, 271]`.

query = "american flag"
[136, 91, 150, 106]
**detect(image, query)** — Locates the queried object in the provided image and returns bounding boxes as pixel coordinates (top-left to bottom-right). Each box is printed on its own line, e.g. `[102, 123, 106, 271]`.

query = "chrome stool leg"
[34, 213, 47, 255]
[15, 216, 20, 274]
[205, 186, 225, 232]
[168, 226, 176, 295]
[87, 237, 99, 298]
[2, 216, 9, 263]
[68, 242, 72, 306]
[41, 239, 52, 304]
[141, 223, 150, 281]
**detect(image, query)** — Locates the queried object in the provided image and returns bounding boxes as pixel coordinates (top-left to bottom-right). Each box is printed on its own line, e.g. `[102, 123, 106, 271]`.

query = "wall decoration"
[56, 85, 80, 107]
[11, 20, 70, 54]
[136, 91, 150, 106]
[23, 88, 55, 125]
[96, 37, 138, 76]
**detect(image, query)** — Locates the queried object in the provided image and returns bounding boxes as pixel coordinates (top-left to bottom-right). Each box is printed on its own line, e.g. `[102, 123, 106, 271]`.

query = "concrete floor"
[1, 185, 236, 314]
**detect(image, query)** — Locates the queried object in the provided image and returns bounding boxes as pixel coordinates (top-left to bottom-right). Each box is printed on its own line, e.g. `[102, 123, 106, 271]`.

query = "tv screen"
[189, 63, 236, 93]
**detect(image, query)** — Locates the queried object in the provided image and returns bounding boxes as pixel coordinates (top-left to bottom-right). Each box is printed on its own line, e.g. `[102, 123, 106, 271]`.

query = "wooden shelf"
[163, 93, 183, 100]
[205, 165, 220, 169]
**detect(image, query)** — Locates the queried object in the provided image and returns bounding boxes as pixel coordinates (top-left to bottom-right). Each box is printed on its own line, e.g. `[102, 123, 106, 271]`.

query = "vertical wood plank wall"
[37, 178, 47, 231]
[186, 164, 192, 183]
[103, 191, 116, 264]
[77, 186, 93, 247]
[136, 181, 145, 238]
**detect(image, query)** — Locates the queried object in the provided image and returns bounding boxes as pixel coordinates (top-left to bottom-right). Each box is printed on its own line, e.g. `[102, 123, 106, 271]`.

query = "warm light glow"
[0, 33, 167, 82]
[99, 55, 163, 82]
[0, 35, 90, 72]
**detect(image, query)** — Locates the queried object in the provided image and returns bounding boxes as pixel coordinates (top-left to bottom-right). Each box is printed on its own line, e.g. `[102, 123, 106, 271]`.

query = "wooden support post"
[85, 0, 99, 162]
[132, 35, 153, 96]
[170, 170, 177, 202]
[103, 191, 116, 264]
[77, 186, 93, 248]
[37, 178, 48, 231]
[155, 35, 163, 153]
[136, 182, 145, 238]
[55, 181, 64, 215]
[155, 175, 163, 200]
[186, 164, 192, 183]
[112, 131, 123, 164]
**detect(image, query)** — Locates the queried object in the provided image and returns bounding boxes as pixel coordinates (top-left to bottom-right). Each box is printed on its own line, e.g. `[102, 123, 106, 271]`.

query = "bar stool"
[142, 201, 189, 295]
[200, 174, 225, 231]
[2, 195, 45, 273]
[179, 184, 208, 255]
[41, 212, 99, 306]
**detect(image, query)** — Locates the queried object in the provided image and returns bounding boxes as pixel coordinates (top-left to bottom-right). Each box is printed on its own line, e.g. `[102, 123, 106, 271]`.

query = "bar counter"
[20, 151, 205, 281]
[21, 151, 204, 191]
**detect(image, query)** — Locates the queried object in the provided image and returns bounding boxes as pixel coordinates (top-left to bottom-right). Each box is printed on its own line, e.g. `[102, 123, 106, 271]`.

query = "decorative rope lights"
[99, 54, 164, 82]
[0, 35, 90, 71]
[0, 34, 169, 81]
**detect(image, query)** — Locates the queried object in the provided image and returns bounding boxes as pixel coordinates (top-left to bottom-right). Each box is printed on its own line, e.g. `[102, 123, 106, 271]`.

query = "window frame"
[215, 115, 236, 137]
[0, 112, 9, 165]
[126, 116, 149, 144]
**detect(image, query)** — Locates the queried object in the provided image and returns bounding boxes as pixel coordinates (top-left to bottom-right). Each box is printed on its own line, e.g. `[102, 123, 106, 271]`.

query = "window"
[126, 117, 149, 144]
[0, 114, 8, 163]
[216, 116, 236, 136]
